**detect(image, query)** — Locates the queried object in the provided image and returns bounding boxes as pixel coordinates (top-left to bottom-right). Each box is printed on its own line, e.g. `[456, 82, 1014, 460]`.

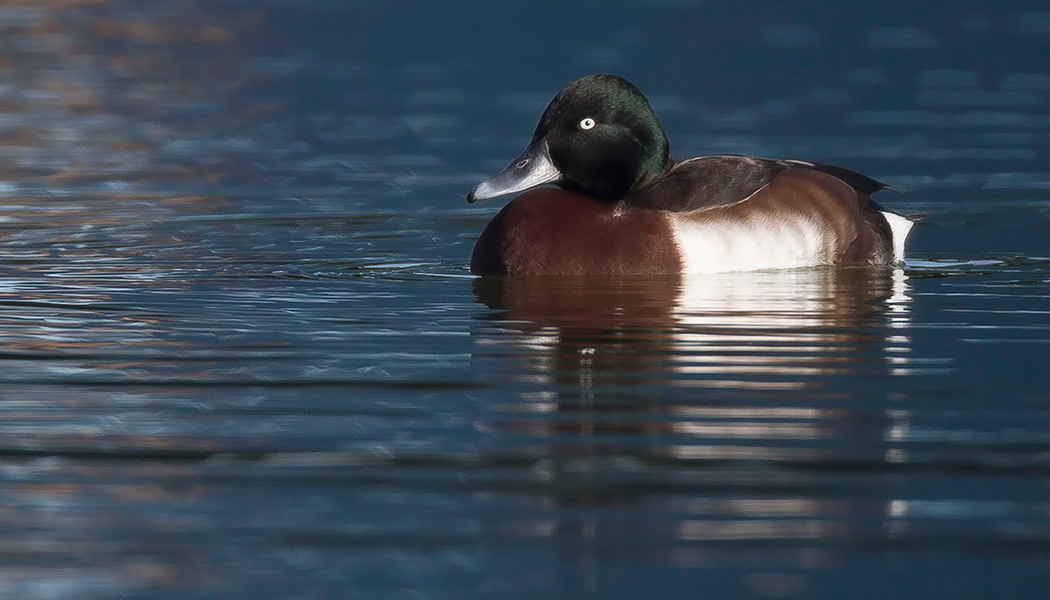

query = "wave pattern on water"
[0, 1, 1048, 598]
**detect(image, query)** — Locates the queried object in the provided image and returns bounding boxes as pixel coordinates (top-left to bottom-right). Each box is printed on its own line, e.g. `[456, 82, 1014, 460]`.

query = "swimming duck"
[467, 74, 916, 276]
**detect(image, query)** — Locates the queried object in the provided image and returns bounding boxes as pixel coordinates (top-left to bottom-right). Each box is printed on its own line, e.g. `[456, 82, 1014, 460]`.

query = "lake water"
[1, 1, 1048, 598]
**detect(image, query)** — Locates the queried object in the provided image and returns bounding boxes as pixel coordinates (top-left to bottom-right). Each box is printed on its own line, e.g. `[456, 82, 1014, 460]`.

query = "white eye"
[578, 117, 596, 130]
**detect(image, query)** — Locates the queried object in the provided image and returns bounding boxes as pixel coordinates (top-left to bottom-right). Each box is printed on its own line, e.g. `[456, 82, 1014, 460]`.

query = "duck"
[467, 74, 916, 276]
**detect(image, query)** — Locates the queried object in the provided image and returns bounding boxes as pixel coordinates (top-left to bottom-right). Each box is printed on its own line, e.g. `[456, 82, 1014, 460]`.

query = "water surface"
[1, 1, 1049, 598]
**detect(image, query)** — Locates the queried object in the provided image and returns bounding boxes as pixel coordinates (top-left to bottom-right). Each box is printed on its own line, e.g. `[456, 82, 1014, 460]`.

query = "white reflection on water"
[669, 268, 913, 386]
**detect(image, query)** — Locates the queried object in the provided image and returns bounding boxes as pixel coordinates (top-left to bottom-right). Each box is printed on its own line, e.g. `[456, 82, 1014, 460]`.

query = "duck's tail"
[880, 210, 919, 263]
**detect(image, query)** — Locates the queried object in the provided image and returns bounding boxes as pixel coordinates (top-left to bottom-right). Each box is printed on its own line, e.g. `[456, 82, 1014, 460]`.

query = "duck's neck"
[621, 157, 680, 201]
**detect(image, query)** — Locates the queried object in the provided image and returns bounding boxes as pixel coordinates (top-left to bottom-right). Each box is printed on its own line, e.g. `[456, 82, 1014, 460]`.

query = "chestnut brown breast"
[470, 189, 682, 276]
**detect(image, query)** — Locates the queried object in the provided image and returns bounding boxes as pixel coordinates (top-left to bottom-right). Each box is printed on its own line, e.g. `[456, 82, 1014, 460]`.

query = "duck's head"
[467, 74, 670, 204]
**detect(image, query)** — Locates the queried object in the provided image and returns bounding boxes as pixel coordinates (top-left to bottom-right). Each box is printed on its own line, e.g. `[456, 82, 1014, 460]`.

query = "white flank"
[881, 210, 914, 263]
[670, 213, 832, 274]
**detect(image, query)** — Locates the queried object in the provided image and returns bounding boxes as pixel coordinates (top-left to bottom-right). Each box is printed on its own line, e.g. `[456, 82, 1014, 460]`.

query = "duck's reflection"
[473, 266, 914, 455]
[474, 267, 912, 394]
[471, 268, 916, 587]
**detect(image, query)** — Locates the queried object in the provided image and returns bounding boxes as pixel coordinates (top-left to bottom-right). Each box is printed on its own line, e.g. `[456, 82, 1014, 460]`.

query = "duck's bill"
[467, 140, 562, 203]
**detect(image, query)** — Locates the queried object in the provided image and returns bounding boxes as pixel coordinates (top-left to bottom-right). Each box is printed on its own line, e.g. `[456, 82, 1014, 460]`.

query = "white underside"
[670, 210, 913, 274]
[671, 213, 831, 273]
[881, 211, 914, 263]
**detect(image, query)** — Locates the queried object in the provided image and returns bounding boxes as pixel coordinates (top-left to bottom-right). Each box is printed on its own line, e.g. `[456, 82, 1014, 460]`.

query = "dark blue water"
[0, 1, 1049, 598]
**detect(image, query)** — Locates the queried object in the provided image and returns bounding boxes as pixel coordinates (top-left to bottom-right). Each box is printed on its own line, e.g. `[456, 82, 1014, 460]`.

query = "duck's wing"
[651, 156, 908, 266]
[628, 154, 892, 212]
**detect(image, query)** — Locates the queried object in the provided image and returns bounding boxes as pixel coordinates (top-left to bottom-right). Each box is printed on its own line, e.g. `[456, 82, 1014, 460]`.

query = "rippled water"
[1, 1, 1049, 598]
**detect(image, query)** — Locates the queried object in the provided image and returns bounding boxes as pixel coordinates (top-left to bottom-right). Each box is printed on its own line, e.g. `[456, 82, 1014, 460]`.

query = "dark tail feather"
[785, 159, 892, 195]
